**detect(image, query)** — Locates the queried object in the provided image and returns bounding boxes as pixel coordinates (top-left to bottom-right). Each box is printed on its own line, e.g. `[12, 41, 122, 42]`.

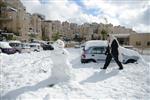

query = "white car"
[0, 41, 16, 54]
[81, 40, 107, 63]
[21, 43, 31, 53]
[29, 43, 42, 52]
[81, 40, 140, 64]
[9, 40, 22, 53]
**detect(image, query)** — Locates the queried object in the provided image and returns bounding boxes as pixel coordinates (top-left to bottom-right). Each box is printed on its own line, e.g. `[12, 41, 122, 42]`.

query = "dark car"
[42, 44, 54, 50]
[0, 42, 16, 54]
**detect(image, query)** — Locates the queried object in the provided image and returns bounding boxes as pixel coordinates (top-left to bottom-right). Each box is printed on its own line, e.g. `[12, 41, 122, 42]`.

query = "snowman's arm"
[62, 49, 70, 57]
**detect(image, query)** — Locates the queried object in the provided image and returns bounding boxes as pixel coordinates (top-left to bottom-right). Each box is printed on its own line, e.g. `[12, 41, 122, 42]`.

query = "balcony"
[0, 15, 12, 21]
[0, 5, 17, 21]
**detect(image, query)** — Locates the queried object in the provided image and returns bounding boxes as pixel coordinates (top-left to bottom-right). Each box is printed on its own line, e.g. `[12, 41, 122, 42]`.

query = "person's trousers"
[103, 54, 123, 69]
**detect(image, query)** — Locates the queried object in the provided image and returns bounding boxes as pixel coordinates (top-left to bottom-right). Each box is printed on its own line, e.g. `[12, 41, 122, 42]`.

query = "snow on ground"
[0, 48, 150, 100]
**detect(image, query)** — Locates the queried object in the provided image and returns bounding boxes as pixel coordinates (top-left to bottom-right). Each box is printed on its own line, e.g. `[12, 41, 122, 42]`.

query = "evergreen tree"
[52, 32, 60, 41]
[101, 29, 107, 40]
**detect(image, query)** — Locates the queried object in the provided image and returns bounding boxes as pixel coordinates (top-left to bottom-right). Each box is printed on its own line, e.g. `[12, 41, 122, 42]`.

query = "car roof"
[29, 43, 41, 45]
[0, 42, 12, 48]
[85, 40, 108, 50]
[9, 40, 21, 43]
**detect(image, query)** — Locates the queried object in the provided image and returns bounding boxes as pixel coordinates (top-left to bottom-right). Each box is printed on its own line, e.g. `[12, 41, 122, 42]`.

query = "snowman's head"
[54, 39, 65, 49]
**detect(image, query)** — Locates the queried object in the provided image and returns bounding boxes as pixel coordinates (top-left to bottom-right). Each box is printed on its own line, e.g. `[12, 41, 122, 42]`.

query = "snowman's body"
[50, 40, 72, 84]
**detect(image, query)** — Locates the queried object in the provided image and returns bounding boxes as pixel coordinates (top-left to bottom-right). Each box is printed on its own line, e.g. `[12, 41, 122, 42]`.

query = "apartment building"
[0, 0, 29, 41]
[30, 13, 45, 40]
[1, 0, 149, 48]
[42, 20, 53, 40]
[130, 33, 150, 49]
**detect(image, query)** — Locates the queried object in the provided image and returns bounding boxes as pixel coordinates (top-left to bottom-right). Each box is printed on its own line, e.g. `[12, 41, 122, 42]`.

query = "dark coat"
[111, 39, 119, 56]
[105, 39, 119, 56]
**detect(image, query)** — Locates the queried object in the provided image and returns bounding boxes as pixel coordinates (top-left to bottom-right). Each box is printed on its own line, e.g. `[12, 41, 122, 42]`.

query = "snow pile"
[1, 48, 150, 100]
[0, 51, 53, 96]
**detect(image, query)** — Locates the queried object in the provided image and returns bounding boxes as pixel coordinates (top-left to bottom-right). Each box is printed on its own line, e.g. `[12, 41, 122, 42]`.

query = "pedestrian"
[101, 34, 123, 70]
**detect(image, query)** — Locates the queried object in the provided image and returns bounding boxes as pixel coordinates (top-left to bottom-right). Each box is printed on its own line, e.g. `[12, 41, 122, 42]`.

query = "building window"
[147, 41, 150, 46]
[136, 41, 141, 46]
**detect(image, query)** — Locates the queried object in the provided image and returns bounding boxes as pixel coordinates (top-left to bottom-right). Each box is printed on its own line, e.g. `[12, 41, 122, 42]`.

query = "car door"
[90, 46, 106, 61]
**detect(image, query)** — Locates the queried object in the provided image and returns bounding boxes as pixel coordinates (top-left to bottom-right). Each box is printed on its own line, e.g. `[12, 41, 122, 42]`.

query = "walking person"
[101, 34, 123, 70]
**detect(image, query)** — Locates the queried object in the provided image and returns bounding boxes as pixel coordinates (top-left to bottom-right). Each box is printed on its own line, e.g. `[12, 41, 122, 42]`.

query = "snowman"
[49, 39, 73, 86]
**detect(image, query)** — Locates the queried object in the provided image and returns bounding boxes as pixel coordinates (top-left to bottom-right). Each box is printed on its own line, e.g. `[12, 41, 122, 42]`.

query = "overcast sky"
[21, 0, 150, 33]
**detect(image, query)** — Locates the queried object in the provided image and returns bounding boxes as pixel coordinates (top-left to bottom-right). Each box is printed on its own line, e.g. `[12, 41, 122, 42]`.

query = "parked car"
[74, 44, 80, 48]
[42, 43, 54, 50]
[81, 40, 140, 64]
[120, 47, 140, 64]
[47, 41, 54, 45]
[29, 43, 42, 52]
[21, 43, 31, 53]
[80, 43, 85, 48]
[0, 41, 16, 54]
[9, 40, 22, 53]
[81, 40, 107, 63]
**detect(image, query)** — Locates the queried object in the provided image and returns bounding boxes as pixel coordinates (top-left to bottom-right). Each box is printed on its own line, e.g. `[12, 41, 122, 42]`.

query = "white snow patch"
[0, 48, 150, 100]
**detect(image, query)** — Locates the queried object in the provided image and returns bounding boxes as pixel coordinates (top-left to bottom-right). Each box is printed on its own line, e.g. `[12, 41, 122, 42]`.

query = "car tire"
[91, 59, 96, 63]
[81, 59, 87, 63]
[16, 50, 21, 53]
[123, 59, 137, 64]
[34, 49, 39, 52]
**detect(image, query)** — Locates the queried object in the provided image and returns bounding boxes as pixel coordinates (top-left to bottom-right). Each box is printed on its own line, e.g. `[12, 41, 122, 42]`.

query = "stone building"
[1, 0, 147, 44]
[62, 21, 76, 40]
[30, 13, 45, 40]
[41, 20, 53, 40]
[129, 33, 150, 49]
[52, 20, 62, 34]
[0, 0, 29, 41]
[113, 33, 130, 45]
[0, 3, 17, 33]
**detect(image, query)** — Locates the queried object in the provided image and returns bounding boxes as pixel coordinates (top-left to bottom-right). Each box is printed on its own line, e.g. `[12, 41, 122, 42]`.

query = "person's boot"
[100, 67, 107, 70]
[119, 67, 123, 70]
[48, 84, 55, 87]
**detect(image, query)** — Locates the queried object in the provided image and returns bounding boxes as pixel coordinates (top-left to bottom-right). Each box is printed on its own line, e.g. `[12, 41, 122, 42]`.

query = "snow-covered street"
[0, 48, 150, 100]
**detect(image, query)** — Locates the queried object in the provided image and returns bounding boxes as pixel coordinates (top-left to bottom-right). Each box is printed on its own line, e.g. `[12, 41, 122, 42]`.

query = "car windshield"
[9, 43, 21, 47]
[30, 45, 36, 47]
[21, 44, 30, 48]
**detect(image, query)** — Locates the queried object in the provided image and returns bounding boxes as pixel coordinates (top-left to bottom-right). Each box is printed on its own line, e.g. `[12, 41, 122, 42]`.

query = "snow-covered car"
[29, 43, 42, 52]
[9, 40, 22, 53]
[0, 41, 16, 54]
[81, 40, 140, 64]
[21, 43, 31, 53]
[120, 47, 140, 64]
[81, 40, 107, 63]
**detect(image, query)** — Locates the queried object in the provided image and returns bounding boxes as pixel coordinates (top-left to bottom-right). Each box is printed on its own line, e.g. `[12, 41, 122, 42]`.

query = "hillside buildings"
[0, 0, 149, 49]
